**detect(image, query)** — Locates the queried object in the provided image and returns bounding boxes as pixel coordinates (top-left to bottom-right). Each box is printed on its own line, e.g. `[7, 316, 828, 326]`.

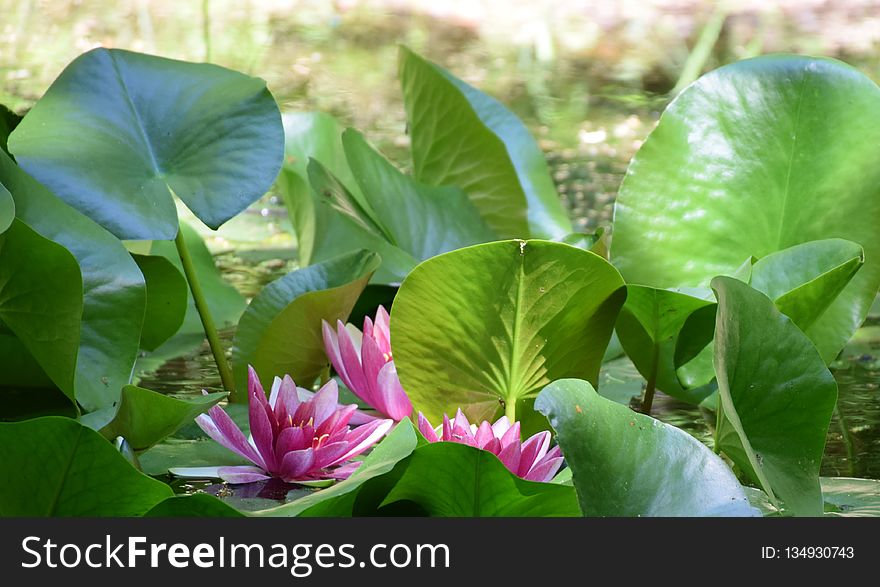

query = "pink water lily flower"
[322, 306, 413, 421]
[417, 409, 564, 482]
[195, 366, 393, 484]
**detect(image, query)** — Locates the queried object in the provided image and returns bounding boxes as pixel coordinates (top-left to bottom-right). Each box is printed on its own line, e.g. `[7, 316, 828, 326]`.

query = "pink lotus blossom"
[195, 366, 392, 484]
[322, 306, 413, 421]
[417, 409, 564, 482]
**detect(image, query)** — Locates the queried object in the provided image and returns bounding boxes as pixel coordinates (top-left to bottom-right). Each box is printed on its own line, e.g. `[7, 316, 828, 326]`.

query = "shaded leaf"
[232, 250, 380, 390]
[133, 253, 188, 351]
[0, 417, 172, 516]
[1, 150, 147, 411]
[0, 220, 82, 404]
[81, 385, 226, 452]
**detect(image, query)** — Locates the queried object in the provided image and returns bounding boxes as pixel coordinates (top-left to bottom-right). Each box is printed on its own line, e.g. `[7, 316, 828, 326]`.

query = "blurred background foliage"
[5, 0, 880, 238]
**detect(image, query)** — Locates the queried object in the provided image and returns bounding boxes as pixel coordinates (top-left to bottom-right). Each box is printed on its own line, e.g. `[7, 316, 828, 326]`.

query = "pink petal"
[337, 322, 372, 404]
[312, 442, 351, 469]
[274, 375, 301, 426]
[499, 421, 521, 449]
[373, 306, 392, 355]
[325, 461, 361, 480]
[491, 416, 511, 438]
[317, 404, 359, 437]
[474, 421, 495, 448]
[351, 409, 381, 425]
[363, 315, 375, 341]
[275, 426, 309, 456]
[332, 419, 393, 465]
[323, 320, 354, 391]
[518, 432, 552, 476]
[497, 440, 522, 475]
[483, 437, 502, 455]
[361, 332, 387, 405]
[442, 413, 454, 441]
[293, 380, 339, 428]
[450, 409, 476, 446]
[524, 457, 564, 483]
[249, 385, 278, 474]
[217, 465, 271, 484]
[417, 413, 439, 442]
[280, 449, 316, 481]
[196, 408, 265, 469]
[374, 362, 413, 421]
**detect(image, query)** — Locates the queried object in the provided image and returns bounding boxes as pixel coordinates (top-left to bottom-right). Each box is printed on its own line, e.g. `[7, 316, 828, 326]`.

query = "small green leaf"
[9, 48, 283, 240]
[712, 276, 837, 516]
[392, 240, 625, 424]
[81, 385, 226, 452]
[615, 285, 716, 405]
[399, 46, 571, 239]
[132, 253, 188, 351]
[279, 112, 409, 283]
[232, 250, 380, 390]
[536, 378, 758, 517]
[0, 417, 173, 516]
[749, 239, 864, 343]
[335, 128, 496, 259]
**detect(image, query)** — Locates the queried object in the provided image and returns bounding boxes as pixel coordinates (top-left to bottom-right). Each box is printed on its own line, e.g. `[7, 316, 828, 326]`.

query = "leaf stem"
[505, 397, 516, 423]
[640, 343, 660, 414]
[174, 225, 237, 401]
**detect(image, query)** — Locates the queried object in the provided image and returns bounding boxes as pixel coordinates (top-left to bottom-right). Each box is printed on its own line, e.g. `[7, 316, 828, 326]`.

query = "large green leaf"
[712, 276, 837, 516]
[612, 55, 880, 363]
[379, 442, 580, 517]
[535, 379, 758, 516]
[0, 183, 12, 234]
[254, 418, 420, 517]
[392, 240, 626, 424]
[232, 250, 380, 391]
[615, 285, 716, 406]
[81, 385, 226, 452]
[8, 48, 283, 240]
[325, 129, 496, 260]
[0, 417, 173, 516]
[399, 46, 571, 239]
[0, 151, 147, 411]
[279, 112, 410, 283]
[0, 219, 82, 404]
[132, 253, 188, 351]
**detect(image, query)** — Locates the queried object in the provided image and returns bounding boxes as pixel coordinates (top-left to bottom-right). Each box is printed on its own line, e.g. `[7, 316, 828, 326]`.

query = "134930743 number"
[762, 546, 855, 559]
